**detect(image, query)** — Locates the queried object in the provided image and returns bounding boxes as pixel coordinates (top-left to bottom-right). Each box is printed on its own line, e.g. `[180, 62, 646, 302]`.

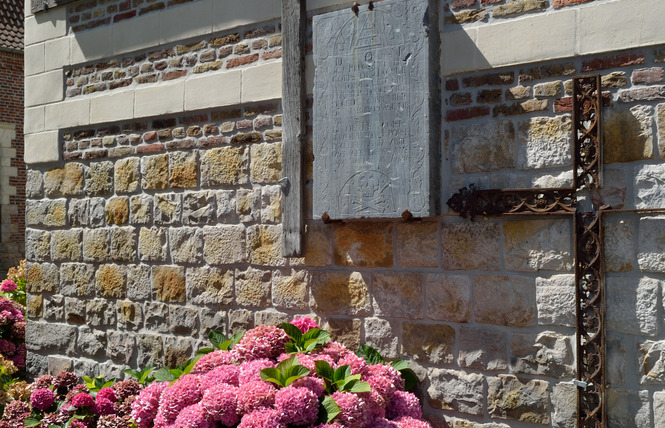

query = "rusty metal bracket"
[574, 75, 602, 190]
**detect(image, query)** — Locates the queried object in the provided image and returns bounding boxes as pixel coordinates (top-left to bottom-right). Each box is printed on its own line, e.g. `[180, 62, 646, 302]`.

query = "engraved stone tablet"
[313, 0, 440, 219]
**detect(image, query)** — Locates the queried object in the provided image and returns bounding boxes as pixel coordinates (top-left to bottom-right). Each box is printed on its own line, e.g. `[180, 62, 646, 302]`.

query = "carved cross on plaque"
[449, 76, 665, 428]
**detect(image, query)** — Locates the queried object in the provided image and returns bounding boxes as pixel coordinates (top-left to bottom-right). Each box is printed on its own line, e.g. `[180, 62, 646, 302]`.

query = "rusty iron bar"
[573, 75, 602, 190]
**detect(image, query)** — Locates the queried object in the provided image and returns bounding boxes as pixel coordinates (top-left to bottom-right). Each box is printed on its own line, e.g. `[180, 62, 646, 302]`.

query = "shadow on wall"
[441, 13, 491, 77]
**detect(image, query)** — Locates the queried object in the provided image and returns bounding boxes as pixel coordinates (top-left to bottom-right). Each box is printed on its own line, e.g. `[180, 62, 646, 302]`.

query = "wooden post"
[281, 0, 307, 257]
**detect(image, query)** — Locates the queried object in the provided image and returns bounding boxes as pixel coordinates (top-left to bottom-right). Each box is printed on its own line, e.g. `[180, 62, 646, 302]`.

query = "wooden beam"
[281, 0, 307, 257]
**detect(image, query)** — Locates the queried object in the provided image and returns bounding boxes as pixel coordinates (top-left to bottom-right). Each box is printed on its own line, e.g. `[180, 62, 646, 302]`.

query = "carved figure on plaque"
[313, 0, 440, 219]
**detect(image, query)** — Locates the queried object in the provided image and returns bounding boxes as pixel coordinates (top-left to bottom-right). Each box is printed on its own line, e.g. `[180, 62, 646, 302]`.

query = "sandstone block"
[492, 0, 546, 16]
[363, 317, 399, 359]
[107, 331, 135, 365]
[639, 340, 665, 384]
[229, 308, 254, 333]
[86, 299, 116, 327]
[272, 269, 308, 310]
[145, 302, 169, 333]
[26, 199, 67, 227]
[427, 368, 484, 415]
[310, 271, 370, 315]
[27, 262, 59, 293]
[250, 142, 282, 183]
[511, 331, 574, 378]
[604, 217, 635, 272]
[68, 199, 89, 226]
[237, 188, 261, 223]
[199, 309, 227, 338]
[635, 164, 665, 209]
[459, 326, 508, 371]
[203, 225, 246, 265]
[183, 191, 216, 225]
[504, 219, 573, 272]
[83, 229, 110, 262]
[85, 161, 114, 196]
[518, 116, 572, 169]
[441, 222, 500, 270]
[114, 157, 140, 193]
[602, 71, 628, 89]
[169, 305, 199, 336]
[44, 163, 84, 197]
[96, 264, 126, 299]
[323, 318, 361, 352]
[26, 322, 76, 354]
[604, 106, 654, 164]
[451, 121, 515, 174]
[607, 277, 660, 336]
[117, 301, 143, 331]
[76, 325, 106, 357]
[201, 146, 249, 186]
[26, 170, 43, 198]
[130, 194, 153, 224]
[607, 389, 652, 428]
[59, 263, 94, 297]
[426, 274, 472, 323]
[169, 227, 203, 264]
[137, 334, 164, 368]
[235, 267, 271, 308]
[397, 222, 439, 267]
[26, 229, 51, 261]
[27, 294, 43, 318]
[333, 223, 393, 268]
[535, 275, 575, 327]
[637, 216, 665, 272]
[110, 227, 137, 262]
[373, 272, 424, 318]
[402, 322, 455, 365]
[154, 193, 182, 225]
[169, 151, 198, 188]
[52, 229, 83, 262]
[487, 375, 550, 424]
[141, 154, 169, 190]
[138, 227, 168, 262]
[305, 223, 332, 266]
[216, 190, 238, 223]
[105, 196, 129, 225]
[186, 267, 234, 307]
[247, 224, 284, 266]
[65, 297, 86, 324]
[261, 185, 281, 224]
[474, 275, 536, 327]
[153, 265, 186, 303]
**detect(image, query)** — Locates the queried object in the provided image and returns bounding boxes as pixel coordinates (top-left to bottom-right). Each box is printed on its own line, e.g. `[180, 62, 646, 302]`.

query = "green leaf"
[195, 347, 214, 357]
[390, 360, 409, 371]
[123, 369, 140, 379]
[321, 396, 341, 423]
[333, 365, 351, 383]
[23, 417, 42, 427]
[229, 331, 245, 349]
[277, 355, 301, 371]
[285, 342, 298, 354]
[314, 360, 334, 381]
[400, 368, 419, 391]
[284, 365, 310, 380]
[139, 368, 156, 384]
[356, 345, 385, 365]
[208, 330, 228, 349]
[347, 380, 371, 393]
[260, 367, 282, 385]
[153, 368, 177, 382]
[281, 322, 304, 341]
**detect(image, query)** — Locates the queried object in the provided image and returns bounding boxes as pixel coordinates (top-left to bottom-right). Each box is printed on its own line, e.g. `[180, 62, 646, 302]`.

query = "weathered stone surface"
[402, 322, 455, 365]
[333, 223, 393, 267]
[607, 335, 627, 386]
[26, 199, 67, 227]
[451, 121, 515, 174]
[187, 267, 234, 306]
[604, 106, 654, 163]
[26, 169, 43, 198]
[183, 191, 216, 225]
[637, 216, 665, 272]
[141, 154, 169, 190]
[83, 229, 110, 262]
[65, 297, 86, 323]
[27, 354, 48, 376]
[504, 219, 573, 272]
[85, 161, 114, 196]
[169, 305, 199, 336]
[27, 262, 59, 293]
[272, 269, 308, 310]
[76, 326, 106, 357]
[323, 318, 362, 352]
[203, 225, 246, 265]
[89, 197, 106, 227]
[229, 308, 254, 333]
[117, 301, 143, 331]
[26, 322, 76, 354]
[639, 340, 665, 384]
[396, 223, 439, 267]
[607, 277, 660, 336]
[511, 332, 574, 378]
[48, 357, 73, 376]
[43, 295, 64, 322]
[441, 222, 500, 270]
[250, 142, 282, 183]
[138, 227, 168, 262]
[607, 389, 652, 428]
[428, 369, 485, 415]
[373, 272, 423, 318]
[199, 309, 227, 338]
[535, 274, 575, 327]
[107, 331, 135, 365]
[44, 163, 84, 197]
[164, 336, 193, 368]
[96, 264, 126, 299]
[105, 196, 129, 225]
[237, 188, 261, 223]
[129, 195, 152, 224]
[487, 375, 550, 424]
[216, 190, 238, 223]
[604, 217, 635, 272]
[68, 199, 89, 226]
[655, 391, 665, 428]
[26, 229, 51, 261]
[261, 185, 281, 224]
[201, 146, 249, 186]
[154, 193, 182, 225]
[474, 275, 536, 327]
[658, 104, 665, 159]
[310, 271, 371, 315]
[26, 294, 43, 318]
[127, 264, 151, 301]
[518, 116, 572, 169]
[635, 164, 665, 209]
[86, 299, 116, 327]
[459, 326, 508, 371]
[533, 80, 561, 97]
[235, 267, 272, 308]
[363, 317, 399, 359]
[145, 302, 169, 333]
[247, 224, 284, 266]
[602, 71, 628, 89]
[425, 274, 472, 322]
[153, 265, 186, 303]
[551, 383, 577, 427]
[137, 334, 164, 368]
[304, 224, 332, 266]
[114, 158, 140, 193]
[169, 228, 203, 264]
[169, 151, 198, 188]
[110, 227, 137, 262]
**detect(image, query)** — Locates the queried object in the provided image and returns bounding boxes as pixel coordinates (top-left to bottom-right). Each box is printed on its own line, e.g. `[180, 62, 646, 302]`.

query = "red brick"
[83, 149, 108, 160]
[226, 54, 260, 69]
[445, 78, 459, 91]
[114, 10, 137, 23]
[462, 72, 514, 87]
[618, 86, 665, 103]
[582, 54, 646, 72]
[450, 92, 472, 106]
[262, 49, 283, 60]
[519, 63, 577, 83]
[631, 67, 664, 85]
[481, 0, 503, 4]
[451, 0, 477, 10]
[143, 131, 158, 142]
[445, 106, 491, 121]
[64, 151, 83, 161]
[137, 143, 165, 154]
[554, 97, 572, 113]
[553, 0, 594, 8]
[198, 136, 227, 148]
[163, 70, 187, 81]
[166, 139, 196, 150]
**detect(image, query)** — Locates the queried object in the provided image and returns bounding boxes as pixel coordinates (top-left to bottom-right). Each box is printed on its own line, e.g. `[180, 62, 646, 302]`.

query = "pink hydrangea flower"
[69, 421, 87, 428]
[314, 341, 352, 364]
[367, 374, 399, 402]
[174, 404, 214, 428]
[366, 364, 405, 391]
[193, 350, 236, 373]
[233, 325, 290, 361]
[238, 359, 275, 385]
[290, 376, 326, 397]
[236, 380, 276, 415]
[71, 393, 95, 408]
[337, 353, 368, 376]
[94, 397, 115, 416]
[274, 386, 319, 426]
[30, 388, 55, 411]
[0, 280, 16, 292]
[154, 375, 202, 426]
[200, 384, 239, 426]
[393, 416, 432, 428]
[238, 408, 286, 428]
[369, 418, 399, 428]
[199, 364, 240, 390]
[131, 382, 168, 428]
[291, 317, 319, 333]
[331, 391, 373, 428]
[386, 391, 422, 420]
[97, 387, 117, 403]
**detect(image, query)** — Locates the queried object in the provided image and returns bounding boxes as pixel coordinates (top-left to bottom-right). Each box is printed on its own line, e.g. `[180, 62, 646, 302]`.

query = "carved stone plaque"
[312, 0, 440, 220]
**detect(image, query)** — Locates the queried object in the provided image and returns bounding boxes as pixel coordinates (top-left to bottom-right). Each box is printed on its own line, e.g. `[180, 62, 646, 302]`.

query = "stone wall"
[23, 0, 665, 427]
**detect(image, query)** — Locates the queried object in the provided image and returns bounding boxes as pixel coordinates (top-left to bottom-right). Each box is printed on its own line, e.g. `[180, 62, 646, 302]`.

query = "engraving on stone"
[313, 0, 439, 219]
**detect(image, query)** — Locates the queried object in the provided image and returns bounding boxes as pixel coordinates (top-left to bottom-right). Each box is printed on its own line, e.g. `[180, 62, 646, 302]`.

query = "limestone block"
[607, 335, 627, 386]
[26, 199, 67, 227]
[141, 154, 169, 191]
[26, 229, 50, 262]
[362, 318, 399, 359]
[127, 264, 151, 301]
[145, 302, 169, 333]
[635, 164, 665, 209]
[187, 267, 234, 307]
[26, 170, 43, 198]
[333, 223, 393, 268]
[169, 306, 199, 337]
[201, 146, 249, 186]
[114, 158, 140, 194]
[261, 185, 282, 224]
[183, 191, 216, 225]
[475, 275, 536, 326]
[44, 163, 84, 197]
[604, 218, 635, 272]
[304, 224, 332, 267]
[137, 334, 164, 368]
[402, 322, 455, 365]
[426, 274, 472, 323]
[154, 194, 182, 225]
[169, 151, 198, 189]
[110, 227, 137, 263]
[551, 383, 577, 427]
[310, 271, 370, 315]
[199, 309, 227, 338]
[458, 326, 508, 371]
[607, 277, 660, 336]
[441, 222, 500, 270]
[504, 219, 573, 272]
[487, 375, 550, 424]
[107, 331, 136, 365]
[242, 61, 282, 103]
[235, 267, 272, 308]
[397, 223, 439, 267]
[216, 190, 238, 223]
[65, 297, 86, 324]
[164, 336, 193, 368]
[130, 195, 153, 224]
[322, 318, 361, 352]
[26, 322, 76, 355]
[86, 299, 116, 327]
[139, 227, 169, 262]
[229, 308, 255, 333]
[203, 225, 246, 265]
[117, 301, 143, 331]
[68, 199, 89, 227]
[54, 229, 84, 261]
[373, 272, 424, 319]
[24, 131, 60, 165]
[153, 266, 186, 303]
[607, 389, 652, 428]
[639, 340, 665, 384]
[518, 116, 572, 169]
[655, 391, 665, 428]
[90, 91, 134, 124]
[89, 198, 106, 228]
[250, 142, 282, 184]
[510, 332, 574, 378]
[76, 326, 106, 358]
[237, 188, 261, 223]
[427, 369, 485, 415]
[96, 264, 126, 299]
[247, 224, 285, 266]
[637, 216, 665, 272]
[59, 263, 94, 298]
[272, 269, 308, 311]
[658, 104, 665, 159]
[83, 229, 110, 262]
[105, 197, 129, 225]
[27, 262, 59, 293]
[451, 121, 515, 174]
[43, 295, 64, 322]
[535, 274, 575, 327]
[85, 161, 114, 196]
[169, 228, 203, 264]
[604, 106, 654, 164]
